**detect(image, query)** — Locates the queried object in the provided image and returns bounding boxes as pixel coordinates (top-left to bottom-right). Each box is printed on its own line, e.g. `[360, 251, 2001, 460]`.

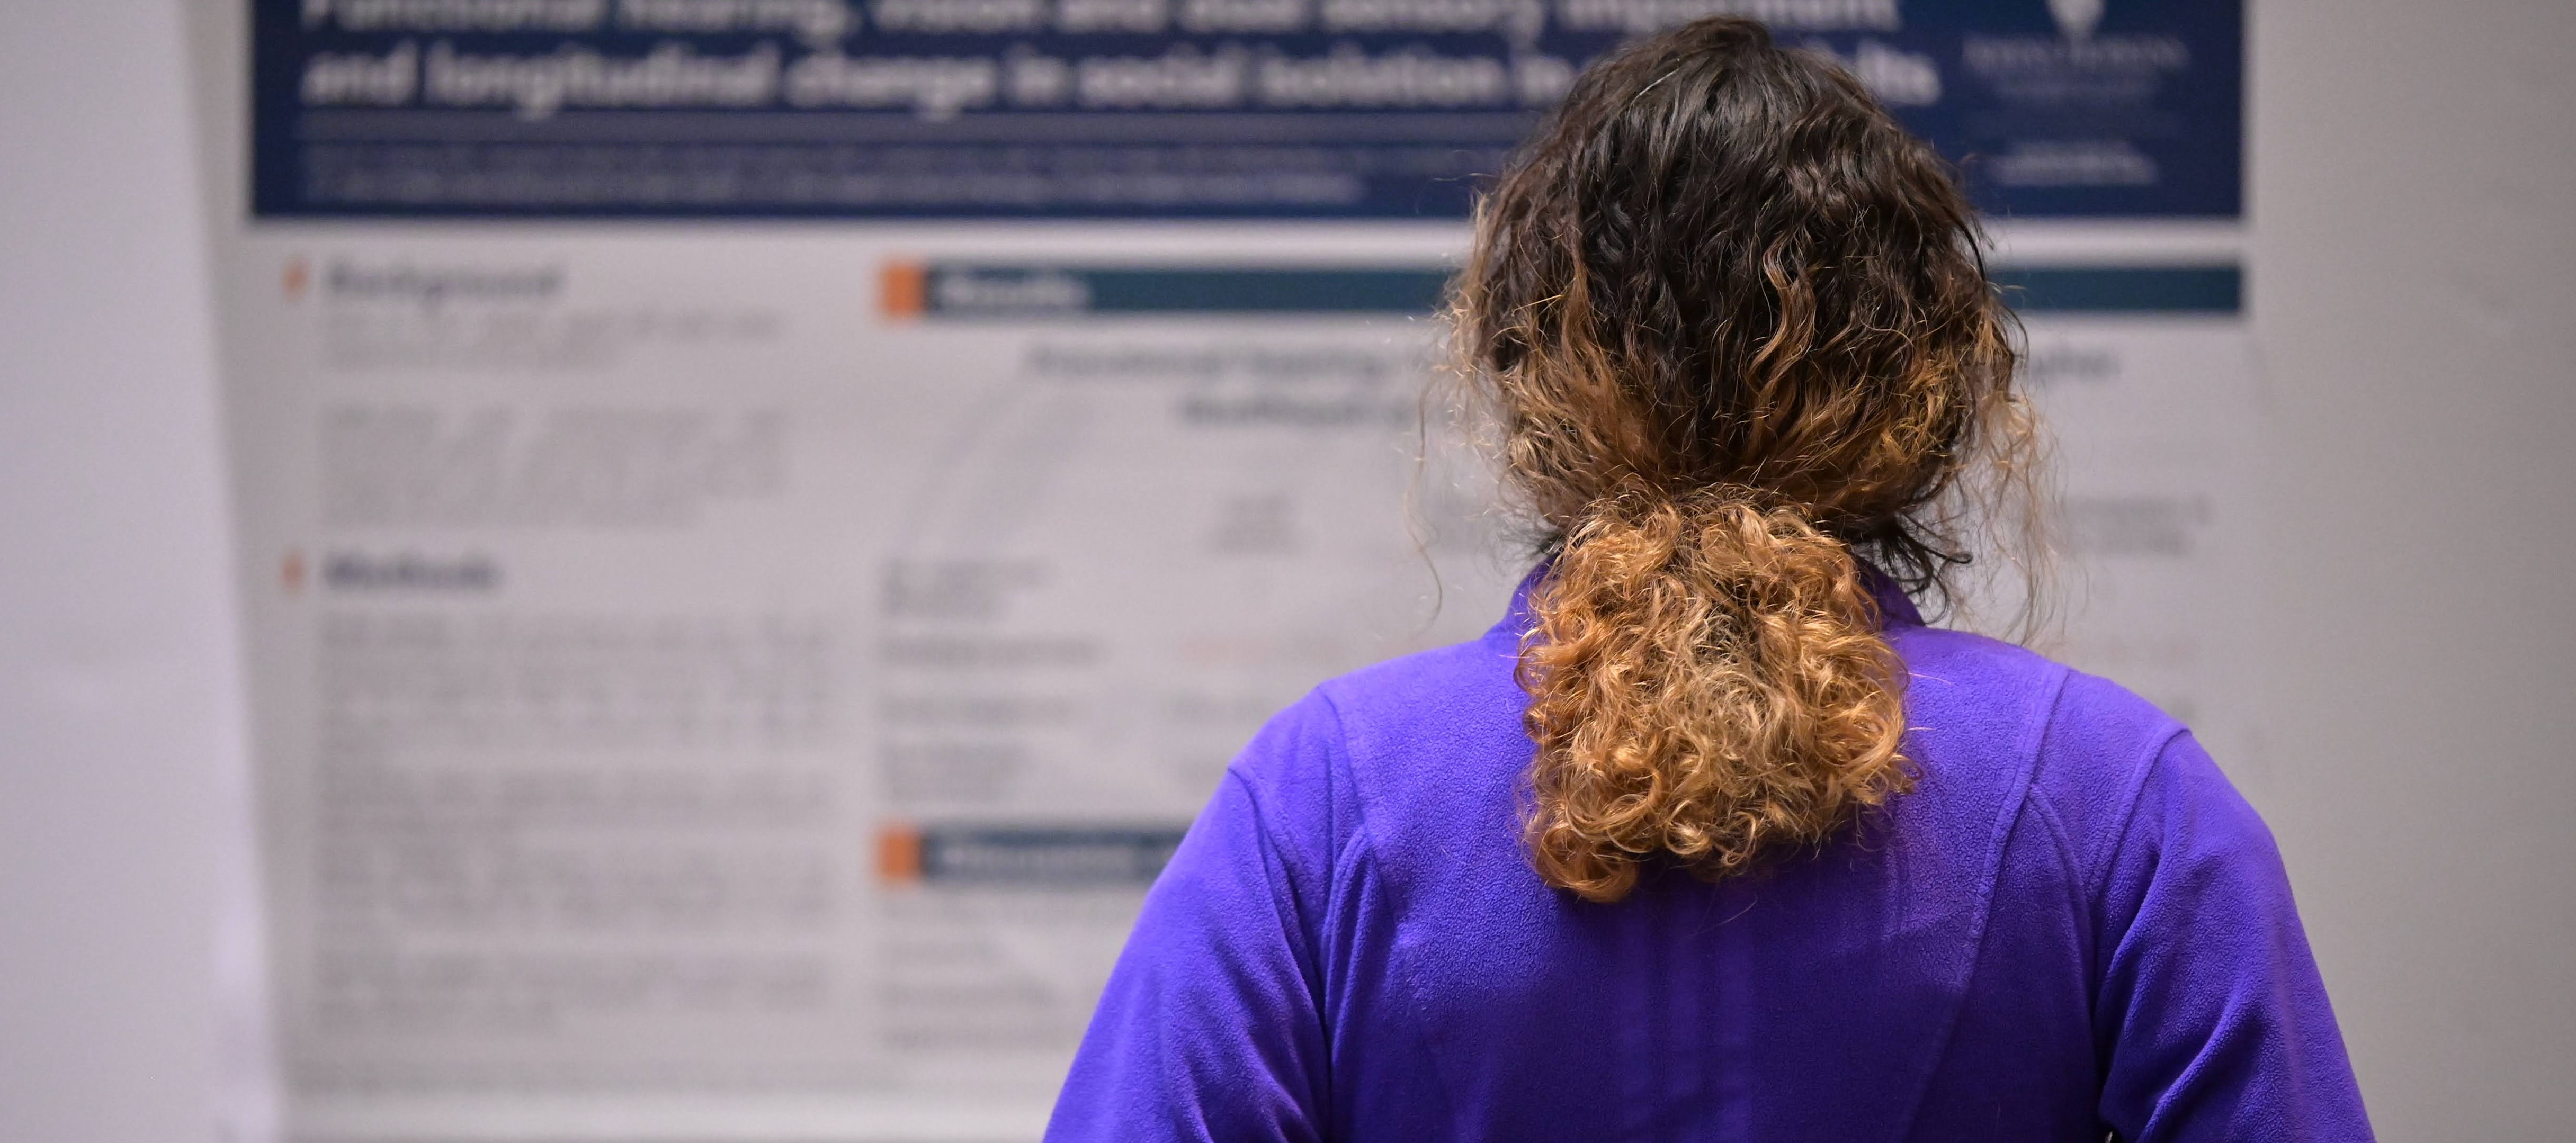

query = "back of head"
[1453, 17, 2035, 902]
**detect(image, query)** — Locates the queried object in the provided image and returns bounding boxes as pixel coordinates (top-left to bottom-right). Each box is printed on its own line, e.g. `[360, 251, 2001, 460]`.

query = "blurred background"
[4, 0, 2573, 1139]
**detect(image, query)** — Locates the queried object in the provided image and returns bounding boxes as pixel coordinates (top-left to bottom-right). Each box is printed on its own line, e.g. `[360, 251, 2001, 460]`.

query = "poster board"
[200, 2, 2251, 1138]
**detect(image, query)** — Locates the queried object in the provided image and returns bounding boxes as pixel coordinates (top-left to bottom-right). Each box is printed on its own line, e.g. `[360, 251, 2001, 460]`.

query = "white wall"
[1, 1, 2572, 1140]
[0, 1, 239, 1141]
[2249, 1, 2576, 1137]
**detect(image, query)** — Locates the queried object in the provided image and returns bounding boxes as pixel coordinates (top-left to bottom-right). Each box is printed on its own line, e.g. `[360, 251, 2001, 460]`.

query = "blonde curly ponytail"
[1522, 492, 1909, 902]
[1453, 18, 2039, 899]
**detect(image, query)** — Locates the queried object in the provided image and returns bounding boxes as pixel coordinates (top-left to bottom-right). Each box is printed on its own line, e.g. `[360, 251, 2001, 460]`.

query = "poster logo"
[2049, 0, 2105, 39]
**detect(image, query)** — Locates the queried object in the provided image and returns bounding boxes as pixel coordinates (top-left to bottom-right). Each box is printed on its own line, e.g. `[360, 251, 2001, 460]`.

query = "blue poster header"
[253, 0, 2239, 219]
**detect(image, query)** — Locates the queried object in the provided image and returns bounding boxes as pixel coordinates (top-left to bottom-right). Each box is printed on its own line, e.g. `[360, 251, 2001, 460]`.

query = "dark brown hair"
[1452, 16, 2040, 902]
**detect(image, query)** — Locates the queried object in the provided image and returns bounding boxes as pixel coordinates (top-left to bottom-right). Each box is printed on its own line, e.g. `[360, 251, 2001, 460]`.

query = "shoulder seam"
[1304, 689, 1367, 952]
[2023, 793, 2092, 934]
[2095, 721, 2194, 893]
[1216, 765, 1327, 1001]
[2022, 670, 2096, 940]
[1308, 683, 1472, 1133]
[1891, 657, 2070, 1133]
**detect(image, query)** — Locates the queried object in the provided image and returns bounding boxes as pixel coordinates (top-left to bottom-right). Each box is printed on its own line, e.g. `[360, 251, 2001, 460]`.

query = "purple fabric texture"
[1045, 572, 2373, 1141]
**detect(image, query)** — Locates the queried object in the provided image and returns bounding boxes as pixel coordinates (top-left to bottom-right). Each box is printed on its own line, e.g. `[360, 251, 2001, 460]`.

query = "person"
[1044, 16, 2372, 1142]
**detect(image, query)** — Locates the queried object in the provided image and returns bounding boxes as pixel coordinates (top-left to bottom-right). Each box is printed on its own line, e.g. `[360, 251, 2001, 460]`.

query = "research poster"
[201, 1, 2250, 1139]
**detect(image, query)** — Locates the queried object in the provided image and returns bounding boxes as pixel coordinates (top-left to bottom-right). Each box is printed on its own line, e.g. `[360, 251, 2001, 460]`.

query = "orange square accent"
[877, 823, 924, 883]
[880, 262, 927, 320]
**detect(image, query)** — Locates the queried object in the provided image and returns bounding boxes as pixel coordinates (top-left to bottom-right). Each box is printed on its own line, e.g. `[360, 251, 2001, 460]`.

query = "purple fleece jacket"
[1046, 571, 2373, 1141]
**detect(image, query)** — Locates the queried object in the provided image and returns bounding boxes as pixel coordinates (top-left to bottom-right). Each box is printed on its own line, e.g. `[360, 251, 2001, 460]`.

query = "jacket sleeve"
[2094, 731, 2375, 1142]
[1042, 696, 1338, 1143]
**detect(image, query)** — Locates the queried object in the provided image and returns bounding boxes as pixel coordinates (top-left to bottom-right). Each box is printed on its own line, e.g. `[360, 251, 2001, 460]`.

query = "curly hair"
[1451, 16, 2042, 902]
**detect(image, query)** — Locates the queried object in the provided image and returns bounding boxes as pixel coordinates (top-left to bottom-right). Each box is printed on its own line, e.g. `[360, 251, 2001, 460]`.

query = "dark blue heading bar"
[886, 263, 2242, 317]
[254, 0, 2241, 219]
